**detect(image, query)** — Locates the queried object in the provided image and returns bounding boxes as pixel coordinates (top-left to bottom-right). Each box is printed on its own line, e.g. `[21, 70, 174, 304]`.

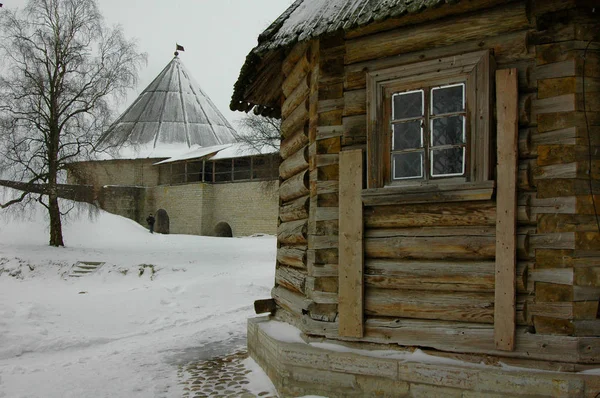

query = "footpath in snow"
[0, 203, 277, 397]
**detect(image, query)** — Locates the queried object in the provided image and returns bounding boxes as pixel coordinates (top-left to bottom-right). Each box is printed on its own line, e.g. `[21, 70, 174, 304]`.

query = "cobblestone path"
[178, 350, 278, 398]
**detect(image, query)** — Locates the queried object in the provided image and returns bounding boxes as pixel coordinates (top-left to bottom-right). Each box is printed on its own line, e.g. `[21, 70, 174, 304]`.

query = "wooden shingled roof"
[230, 0, 464, 117]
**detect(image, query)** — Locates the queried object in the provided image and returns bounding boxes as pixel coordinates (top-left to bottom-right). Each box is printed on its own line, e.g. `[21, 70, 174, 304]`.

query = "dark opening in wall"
[156, 209, 170, 234]
[214, 222, 233, 237]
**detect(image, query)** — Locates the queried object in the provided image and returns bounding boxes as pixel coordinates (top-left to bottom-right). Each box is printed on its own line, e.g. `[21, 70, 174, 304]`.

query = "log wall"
[272, 0, 600, 367]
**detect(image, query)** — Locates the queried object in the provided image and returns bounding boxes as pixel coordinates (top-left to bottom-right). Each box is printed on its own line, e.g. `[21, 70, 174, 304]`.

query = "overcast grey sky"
[3, 0, 294, 126]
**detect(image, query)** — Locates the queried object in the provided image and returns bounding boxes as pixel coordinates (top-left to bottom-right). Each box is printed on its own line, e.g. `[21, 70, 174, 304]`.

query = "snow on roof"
[231, 0, 463, 115]
[99, 56, 237, 160]
[154, 142, 278, 165]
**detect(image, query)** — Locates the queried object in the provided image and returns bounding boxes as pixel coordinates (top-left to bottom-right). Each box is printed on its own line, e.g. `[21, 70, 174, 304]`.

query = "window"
[365, 50, 495, 203]
[391, 83, 468, 181]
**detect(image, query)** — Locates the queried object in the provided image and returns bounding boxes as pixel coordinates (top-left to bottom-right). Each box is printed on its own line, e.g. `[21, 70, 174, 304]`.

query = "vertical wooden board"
[495, 68, 519, 351]
[338, 149, 364, 338]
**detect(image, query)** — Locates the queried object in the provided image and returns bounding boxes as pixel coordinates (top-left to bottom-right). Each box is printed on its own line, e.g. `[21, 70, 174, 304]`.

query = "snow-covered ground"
[0, 202, 278, 397]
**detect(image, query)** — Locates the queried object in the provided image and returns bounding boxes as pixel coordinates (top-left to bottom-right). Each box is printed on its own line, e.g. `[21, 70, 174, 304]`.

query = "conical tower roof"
[99, 56, 237, 159]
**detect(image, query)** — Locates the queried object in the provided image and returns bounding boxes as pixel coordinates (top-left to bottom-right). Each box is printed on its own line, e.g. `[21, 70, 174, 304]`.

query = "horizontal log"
[365, 260, 531, 294]
[272, 285, 311, 317]
[277, 245, 307, 269]
[279, 195, 309, 223]
[275, 266, 307, 294]
[365, 287, 494, 323]
[282, 41, 310, 77]
[279, 145, 308, 180]
[318, 97, 344, 114]
[278, 219, 308, 245]
[281, 123, 309, 160]
[282, 78, 309, 119]
[362, 181, 496, 206]
[345, 30, 532, 90]
[283, 53, 310, 97]
[364, 201, 496, 228]
[292, 310, 591, 363]
[365, 227, 496, 261]
[280, 169, 309, 202]
[345, 2, 529, 64]
[281, 98, 309, 139]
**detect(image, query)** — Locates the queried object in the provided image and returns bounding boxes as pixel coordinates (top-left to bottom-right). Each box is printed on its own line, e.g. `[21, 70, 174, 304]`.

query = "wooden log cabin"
[231, 0, 600, 396]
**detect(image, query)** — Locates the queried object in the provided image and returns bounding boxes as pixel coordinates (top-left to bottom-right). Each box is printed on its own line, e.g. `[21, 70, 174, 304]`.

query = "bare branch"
[0, 0, 146, 246]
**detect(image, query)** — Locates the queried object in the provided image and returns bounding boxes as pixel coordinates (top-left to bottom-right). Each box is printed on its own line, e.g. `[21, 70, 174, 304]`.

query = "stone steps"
[68, 261, 104, 277]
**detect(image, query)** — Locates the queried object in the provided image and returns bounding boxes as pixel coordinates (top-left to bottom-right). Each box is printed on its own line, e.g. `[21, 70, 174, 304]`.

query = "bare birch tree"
[234, 112, 281, 153]
[0, 0, 146, 246]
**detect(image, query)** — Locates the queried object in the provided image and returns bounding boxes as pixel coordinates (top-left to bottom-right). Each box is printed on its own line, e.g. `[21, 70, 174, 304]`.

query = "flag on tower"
[176, 44, 185, 52]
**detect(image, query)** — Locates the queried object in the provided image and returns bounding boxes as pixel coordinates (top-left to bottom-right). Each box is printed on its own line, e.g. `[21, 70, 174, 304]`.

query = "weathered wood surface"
[280, 170, 309, 202]
[281, 98, 308, 139]
[365, 260, 531, 294]
[281, 123, 309, 160]
[282, 78, 309, 119]
[338, 149, 364, 338]
[344, 0, 517, 40]
[365, 227, 496, 261]
[277, 245, 307, 269]
[362, 181, 495, 206]
[283, 53, 310, 97]
[287, 310, 598, 364]
[278, 219, 308, 245]
[365, 288, 494, 323]
[345, 29, 532, 90]
[282, 41, 310, 77]
[272, 285, 311, 316]
[279, 146, 308, 180]
[495, 68, 519, 351]
[280, 195, 309, 223]
[364, 201, 496, 228]
[275, 265, 307, 294]
[345, 2, 529, 64]
[254, 298, 277, 314]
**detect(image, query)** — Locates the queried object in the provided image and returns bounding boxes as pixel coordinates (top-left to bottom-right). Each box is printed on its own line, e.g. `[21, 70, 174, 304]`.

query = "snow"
[0, 201, 279, 397]
[155, 142, 279, 166]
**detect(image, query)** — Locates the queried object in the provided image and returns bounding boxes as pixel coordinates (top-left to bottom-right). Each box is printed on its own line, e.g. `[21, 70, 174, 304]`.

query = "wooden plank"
[494, 68, 519, 351]
[362, 181, 495, 206]
[365, 288, 494, 323]
[364, 201, 496, 228]
[364, 260, 531, 295]
[338, 149, 364, 338]
[254, 298, 276, 314]
[365, 229, 496, 261]
[345, 2, 529, 65]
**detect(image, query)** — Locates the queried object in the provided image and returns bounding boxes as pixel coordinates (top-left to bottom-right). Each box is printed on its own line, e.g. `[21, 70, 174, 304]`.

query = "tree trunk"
[48, 192, 64, 247]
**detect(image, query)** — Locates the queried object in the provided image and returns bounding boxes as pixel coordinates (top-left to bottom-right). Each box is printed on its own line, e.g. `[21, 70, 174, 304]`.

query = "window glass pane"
[431, 147, 464, 177]
[431, 84, 464, 115]
[431, 115, 465, 146]
[392, 151, 423, 180]
[393, 90, 423, 120]
[393, 121, 422, 150]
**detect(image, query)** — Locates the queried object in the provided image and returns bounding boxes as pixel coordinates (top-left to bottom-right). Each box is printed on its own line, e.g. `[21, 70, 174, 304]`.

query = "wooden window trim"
[365, 50, 495, 204]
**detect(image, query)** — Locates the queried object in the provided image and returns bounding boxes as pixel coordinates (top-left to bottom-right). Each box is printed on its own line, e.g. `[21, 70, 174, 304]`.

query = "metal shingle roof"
[100, 56, 237, 159]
